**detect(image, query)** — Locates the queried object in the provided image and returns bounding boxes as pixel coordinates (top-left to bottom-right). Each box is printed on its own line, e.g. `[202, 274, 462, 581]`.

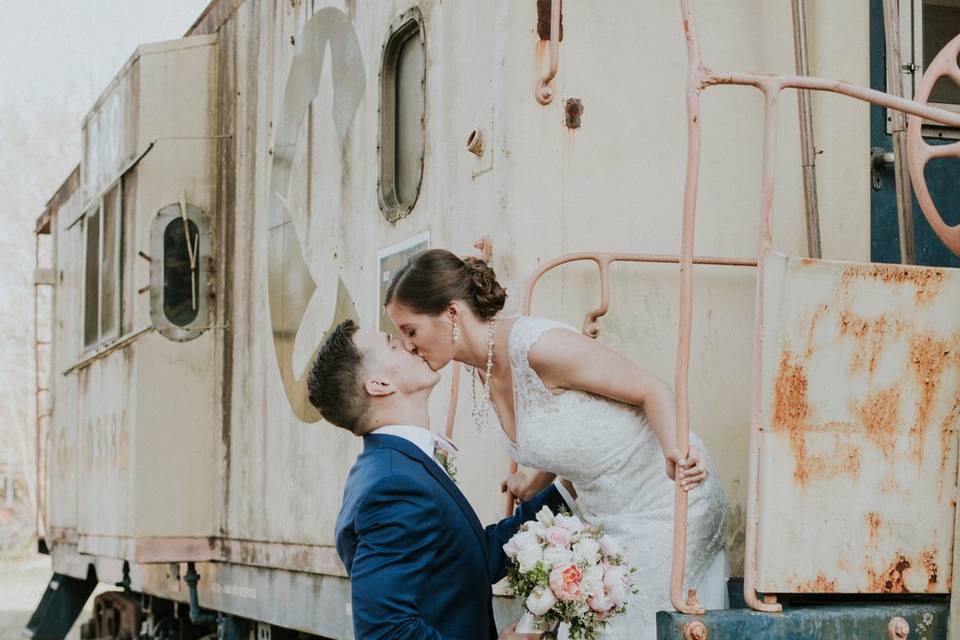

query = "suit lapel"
[364, 434, 489, 563]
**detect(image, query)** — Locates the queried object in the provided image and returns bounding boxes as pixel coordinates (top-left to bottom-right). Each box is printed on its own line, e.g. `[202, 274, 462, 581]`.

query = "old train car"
[26, 0, 960, 638]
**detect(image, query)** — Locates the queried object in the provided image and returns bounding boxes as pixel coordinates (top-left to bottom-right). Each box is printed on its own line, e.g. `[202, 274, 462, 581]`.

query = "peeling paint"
[866, 553, 911, 593]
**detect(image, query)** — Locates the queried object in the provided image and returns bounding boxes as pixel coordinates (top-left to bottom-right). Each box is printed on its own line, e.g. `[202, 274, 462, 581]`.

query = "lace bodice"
[494, 315, 727, 639]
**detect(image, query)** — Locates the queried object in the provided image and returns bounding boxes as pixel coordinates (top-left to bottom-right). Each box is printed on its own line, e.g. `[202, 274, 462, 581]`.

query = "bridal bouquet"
[503, 507, 634, 639]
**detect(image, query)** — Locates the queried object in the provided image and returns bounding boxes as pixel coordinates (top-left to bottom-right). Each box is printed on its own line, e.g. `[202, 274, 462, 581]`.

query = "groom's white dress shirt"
[369, 424, 578, 510]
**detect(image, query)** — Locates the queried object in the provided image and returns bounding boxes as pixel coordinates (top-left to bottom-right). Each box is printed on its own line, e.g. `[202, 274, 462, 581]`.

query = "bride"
[385, 248, 727, 639]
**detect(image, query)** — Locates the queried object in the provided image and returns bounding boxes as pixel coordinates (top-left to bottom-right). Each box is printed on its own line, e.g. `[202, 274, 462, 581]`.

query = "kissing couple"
[308, 249, 727, 639]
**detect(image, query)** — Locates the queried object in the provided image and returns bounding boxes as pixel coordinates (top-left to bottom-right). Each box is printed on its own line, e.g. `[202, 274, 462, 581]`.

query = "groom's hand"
[498, 621, 541, 640]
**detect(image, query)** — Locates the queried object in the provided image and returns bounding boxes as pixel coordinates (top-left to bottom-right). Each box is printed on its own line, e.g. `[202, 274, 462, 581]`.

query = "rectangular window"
[82, 182, 124, 351]
[921, 0, 960, 106]
[100, 185, 121, 339]
[83, 206, 100, 349]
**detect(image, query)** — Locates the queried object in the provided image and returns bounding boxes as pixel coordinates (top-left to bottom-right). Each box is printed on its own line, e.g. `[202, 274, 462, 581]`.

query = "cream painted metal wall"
[41, 0, 886, 635]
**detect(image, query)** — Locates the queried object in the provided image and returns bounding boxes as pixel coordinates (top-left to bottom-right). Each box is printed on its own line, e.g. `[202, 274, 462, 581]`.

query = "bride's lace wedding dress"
[495, 316, 727, 639]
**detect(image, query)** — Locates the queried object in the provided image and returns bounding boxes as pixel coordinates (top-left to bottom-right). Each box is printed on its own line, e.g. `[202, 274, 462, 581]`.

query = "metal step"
[24, 569, 98, 640]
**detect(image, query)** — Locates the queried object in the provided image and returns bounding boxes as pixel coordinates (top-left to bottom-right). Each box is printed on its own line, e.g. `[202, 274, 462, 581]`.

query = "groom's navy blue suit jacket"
[335, 433, 566, 639]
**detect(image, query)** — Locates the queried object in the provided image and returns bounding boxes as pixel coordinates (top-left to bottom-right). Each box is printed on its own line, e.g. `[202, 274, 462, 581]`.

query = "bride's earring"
[452, 322, 461, 342]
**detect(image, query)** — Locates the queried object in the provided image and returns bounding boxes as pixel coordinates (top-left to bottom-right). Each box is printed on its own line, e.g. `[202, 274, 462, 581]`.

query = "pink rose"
[525, 586, 558, 616]
[549, 563, 583, 602]
[546, 526, 572, 548]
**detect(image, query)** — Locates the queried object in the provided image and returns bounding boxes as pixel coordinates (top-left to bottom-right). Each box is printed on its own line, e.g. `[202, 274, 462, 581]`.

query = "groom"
[307, 320, 572, 639]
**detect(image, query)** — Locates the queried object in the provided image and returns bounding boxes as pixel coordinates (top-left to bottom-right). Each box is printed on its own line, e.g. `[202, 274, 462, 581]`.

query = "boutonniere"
[433, 433, 459, 482]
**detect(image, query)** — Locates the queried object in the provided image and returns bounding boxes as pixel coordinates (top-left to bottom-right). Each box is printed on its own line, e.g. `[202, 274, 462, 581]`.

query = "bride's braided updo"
[385, 249, 506, 320]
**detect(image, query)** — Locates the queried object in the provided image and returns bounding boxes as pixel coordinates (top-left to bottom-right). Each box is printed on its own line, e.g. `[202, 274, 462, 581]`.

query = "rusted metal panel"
[756, 251, 960, 594]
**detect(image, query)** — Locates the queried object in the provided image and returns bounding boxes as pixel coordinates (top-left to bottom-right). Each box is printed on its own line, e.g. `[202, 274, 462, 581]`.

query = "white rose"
[527, 522, 548, 541]
[572, 538, 601, 565]
[543, 546, 574, 568]
[598, 534, 623, 558]
[588, 590, 615, 613]
[536, 506, 556, 527]
[517, 544, 545, 572]
[525, 586, 557, 616]
[603, 565, 629, 606]
[554, 513, 584, 534]
[505, 531, 538, 559]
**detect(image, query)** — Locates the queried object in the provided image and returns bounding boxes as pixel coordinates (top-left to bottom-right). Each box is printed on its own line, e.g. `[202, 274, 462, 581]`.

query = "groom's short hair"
[307, 319, 370, 434]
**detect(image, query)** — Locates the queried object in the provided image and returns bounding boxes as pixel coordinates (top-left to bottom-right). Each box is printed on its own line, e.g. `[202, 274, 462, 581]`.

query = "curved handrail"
[505, 252, 756, 518]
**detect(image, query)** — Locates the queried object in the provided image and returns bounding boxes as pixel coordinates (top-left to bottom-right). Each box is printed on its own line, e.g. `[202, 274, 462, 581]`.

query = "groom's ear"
[364, 375, 396, 398]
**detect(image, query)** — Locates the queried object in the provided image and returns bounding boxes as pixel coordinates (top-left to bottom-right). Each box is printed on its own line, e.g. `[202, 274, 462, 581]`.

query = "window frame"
[378, 7, 427, 223]
[149, 202, 212, 342]
[81, 180, 123, 354]
[894, 0, 960, 137]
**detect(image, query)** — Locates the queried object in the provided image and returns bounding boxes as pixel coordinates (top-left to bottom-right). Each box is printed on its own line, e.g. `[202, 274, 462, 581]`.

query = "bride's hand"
[666, 446, 708, 491]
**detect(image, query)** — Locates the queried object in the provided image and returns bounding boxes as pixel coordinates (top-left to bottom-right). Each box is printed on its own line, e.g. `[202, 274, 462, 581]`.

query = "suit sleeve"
[350, 474, 455, 640]
[483, 484, 567, 582]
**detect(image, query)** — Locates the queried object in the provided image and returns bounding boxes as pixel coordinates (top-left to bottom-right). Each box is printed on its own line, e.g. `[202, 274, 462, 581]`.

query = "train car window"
[162, 218, 200, 327]
[149, 202, 211, 342]
[921, 0, 960, 106]
[379, 9, 426, 222]
[82, 183, 124, 352]
[83, 205, 101, 349]
[100, 185, 122, 339]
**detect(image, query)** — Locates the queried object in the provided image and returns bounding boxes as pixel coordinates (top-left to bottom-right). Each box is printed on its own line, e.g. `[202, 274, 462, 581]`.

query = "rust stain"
[839, 312, 889, 375]
[867, 553, 911, 593]
[794, 574, 838, 593]
[866, 512, 881, 545]
[803, 305, 828, 358]
[772, 351, 812, 482]
[908, 333, 952, 464]
[852, 385, 901, 459]
[841, 264, 945, 305]
[941, 392, 960, 482]
[795, 442, 861, 483]
[920, 550, 939, 591]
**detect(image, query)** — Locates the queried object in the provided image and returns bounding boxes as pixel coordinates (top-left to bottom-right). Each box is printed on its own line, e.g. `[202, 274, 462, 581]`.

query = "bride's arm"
[528, 328, 705, 490]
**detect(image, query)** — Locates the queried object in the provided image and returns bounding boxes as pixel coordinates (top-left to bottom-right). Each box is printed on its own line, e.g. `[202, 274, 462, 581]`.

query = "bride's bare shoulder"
[524, 320, 594, 371]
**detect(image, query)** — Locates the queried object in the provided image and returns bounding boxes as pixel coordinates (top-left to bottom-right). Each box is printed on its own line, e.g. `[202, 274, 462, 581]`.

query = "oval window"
[379, 9, 426, 222]
[162, 218, 199, 327]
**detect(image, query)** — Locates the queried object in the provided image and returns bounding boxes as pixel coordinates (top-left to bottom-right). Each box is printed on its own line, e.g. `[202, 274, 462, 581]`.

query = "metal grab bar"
[536, 0, 561, 105]
[678, 0, 960, 616]
[504, 252, 756, 518]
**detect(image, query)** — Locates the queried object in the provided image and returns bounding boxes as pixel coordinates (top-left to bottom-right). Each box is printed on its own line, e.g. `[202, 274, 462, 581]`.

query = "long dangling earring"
[452, 321, 461, 342]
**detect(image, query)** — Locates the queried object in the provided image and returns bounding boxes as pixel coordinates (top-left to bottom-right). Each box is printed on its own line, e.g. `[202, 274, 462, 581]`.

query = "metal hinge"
[901, 62, 919, 74]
